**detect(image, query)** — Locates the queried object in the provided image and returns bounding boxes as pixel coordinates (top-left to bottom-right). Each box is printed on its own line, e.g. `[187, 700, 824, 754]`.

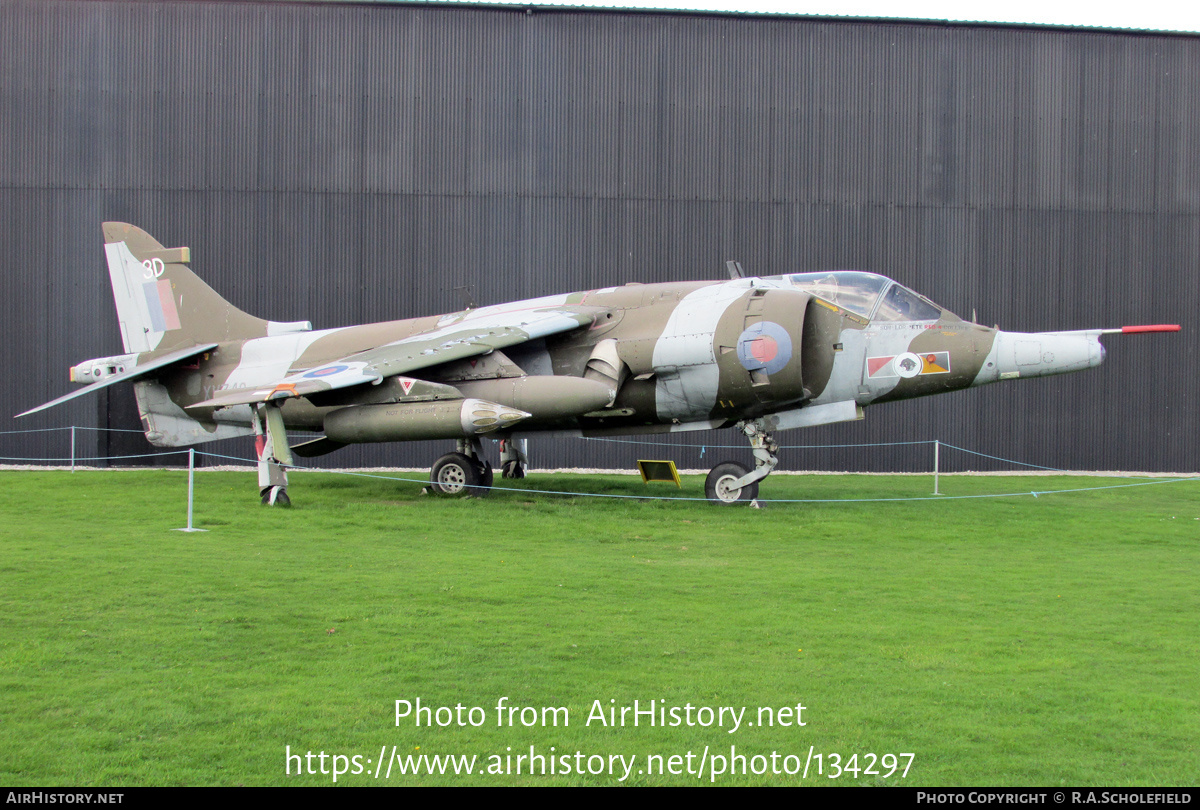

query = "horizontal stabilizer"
[16, 343, 218, 418]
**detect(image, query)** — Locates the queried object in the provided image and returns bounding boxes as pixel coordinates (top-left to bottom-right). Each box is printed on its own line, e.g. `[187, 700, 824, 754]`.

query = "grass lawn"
[1, 469, 1197, 786]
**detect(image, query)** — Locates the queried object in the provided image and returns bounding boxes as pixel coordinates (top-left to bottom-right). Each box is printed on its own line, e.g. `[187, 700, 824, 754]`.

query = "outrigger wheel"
[430, 452, 491, 497]
[704, 462, 759, 504]
[260, 485, 291, 507]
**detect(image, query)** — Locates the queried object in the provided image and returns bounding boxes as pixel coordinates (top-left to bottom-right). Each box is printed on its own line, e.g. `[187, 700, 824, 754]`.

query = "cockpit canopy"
[769, 271, 954, 323]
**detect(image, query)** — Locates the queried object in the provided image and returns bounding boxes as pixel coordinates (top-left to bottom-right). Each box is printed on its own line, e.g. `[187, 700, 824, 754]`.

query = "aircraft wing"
[17, 343, 220, 417]
[190, 306, 603, 409]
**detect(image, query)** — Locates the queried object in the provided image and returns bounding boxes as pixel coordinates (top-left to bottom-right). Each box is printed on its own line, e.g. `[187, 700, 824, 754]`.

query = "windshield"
[782, 272, 890, 318]
[873, 283, 943, 322]
[770, 271, 946, 322]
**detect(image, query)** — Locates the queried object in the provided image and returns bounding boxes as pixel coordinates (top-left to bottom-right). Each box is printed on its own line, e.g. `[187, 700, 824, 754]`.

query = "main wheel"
[430, 453, 487, 497]
[705, 462, 758, 505]
[501, 460, 525, 479]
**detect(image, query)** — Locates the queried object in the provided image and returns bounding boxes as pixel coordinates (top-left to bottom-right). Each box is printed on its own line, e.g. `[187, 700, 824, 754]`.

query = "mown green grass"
[1, 469, 1197, 786]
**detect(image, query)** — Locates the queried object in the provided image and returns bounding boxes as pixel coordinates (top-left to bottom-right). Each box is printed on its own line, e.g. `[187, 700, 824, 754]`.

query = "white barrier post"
[933, 439, 940, 495]
[70, 426, 76, 473]
[175, 448, 208, 533]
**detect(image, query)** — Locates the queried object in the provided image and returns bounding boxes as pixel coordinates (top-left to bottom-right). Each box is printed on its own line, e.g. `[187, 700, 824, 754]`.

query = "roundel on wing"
[303, 364, 350, 379]
[736, 321, 793, 375]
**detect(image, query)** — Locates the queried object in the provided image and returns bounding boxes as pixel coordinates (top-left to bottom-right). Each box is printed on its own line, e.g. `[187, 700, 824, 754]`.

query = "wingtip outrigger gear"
[255, 403, 292, 507]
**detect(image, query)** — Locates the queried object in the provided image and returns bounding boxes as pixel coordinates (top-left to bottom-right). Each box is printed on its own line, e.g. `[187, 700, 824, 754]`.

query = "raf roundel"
[736, 321, 793, 376]
[303, 364, 350, 379]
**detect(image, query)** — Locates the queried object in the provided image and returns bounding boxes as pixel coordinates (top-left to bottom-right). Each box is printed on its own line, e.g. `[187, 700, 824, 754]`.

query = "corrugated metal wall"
[3, 0, 1198, 473]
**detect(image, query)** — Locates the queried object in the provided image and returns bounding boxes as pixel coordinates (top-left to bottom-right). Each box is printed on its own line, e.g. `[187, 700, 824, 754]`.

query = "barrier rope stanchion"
[175, 448, 207, 533]
[933, 439, 940, 495]
[70, 426, 76, 473]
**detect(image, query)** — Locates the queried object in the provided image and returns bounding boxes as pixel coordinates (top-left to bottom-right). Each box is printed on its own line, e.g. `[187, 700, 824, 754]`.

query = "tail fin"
[102, 222, 310, 355]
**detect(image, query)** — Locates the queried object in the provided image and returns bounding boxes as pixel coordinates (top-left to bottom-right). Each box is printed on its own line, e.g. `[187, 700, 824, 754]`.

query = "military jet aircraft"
[18, 222, 1180, 505]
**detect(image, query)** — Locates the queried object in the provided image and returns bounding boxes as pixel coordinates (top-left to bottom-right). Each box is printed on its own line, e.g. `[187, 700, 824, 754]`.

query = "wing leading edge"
[189, 306, 604, 410]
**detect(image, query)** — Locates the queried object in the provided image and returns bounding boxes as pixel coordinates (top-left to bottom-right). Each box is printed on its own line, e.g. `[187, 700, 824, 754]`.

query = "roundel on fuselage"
[736, 321, 793, 375]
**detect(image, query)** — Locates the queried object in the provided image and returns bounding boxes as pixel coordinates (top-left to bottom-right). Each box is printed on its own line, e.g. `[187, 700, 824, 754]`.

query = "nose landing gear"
[704, 419, 778, 505]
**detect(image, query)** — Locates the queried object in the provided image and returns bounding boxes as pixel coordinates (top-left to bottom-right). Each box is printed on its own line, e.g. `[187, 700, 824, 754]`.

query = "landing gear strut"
[429, 437, 493, 496]
[704, 419, 778, 505]
[255, 403, 292, 507]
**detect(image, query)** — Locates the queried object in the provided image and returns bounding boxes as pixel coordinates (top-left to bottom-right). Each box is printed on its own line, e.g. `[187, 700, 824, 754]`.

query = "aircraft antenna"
[449, 284, 478, 310]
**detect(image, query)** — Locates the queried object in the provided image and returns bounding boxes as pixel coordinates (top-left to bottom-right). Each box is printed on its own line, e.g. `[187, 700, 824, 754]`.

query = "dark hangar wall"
[2, 0, 1198, 472]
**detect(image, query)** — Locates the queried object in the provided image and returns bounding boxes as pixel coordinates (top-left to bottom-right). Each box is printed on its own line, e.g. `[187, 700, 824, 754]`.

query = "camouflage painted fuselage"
[130, 275, 1096, 446]
[32, 224, 1114, 452]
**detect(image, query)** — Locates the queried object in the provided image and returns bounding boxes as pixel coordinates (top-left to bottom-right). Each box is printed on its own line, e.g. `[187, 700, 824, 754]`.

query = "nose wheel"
[705, 462, 759, 504]
[704, 420, 777, 505]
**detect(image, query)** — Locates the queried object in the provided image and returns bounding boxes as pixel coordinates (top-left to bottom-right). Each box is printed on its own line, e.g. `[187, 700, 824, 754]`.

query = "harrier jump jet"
[18, 223, 1179, 505]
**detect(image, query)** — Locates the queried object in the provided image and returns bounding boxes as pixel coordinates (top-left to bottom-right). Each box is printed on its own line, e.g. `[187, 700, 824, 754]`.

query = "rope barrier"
[4, 424, 1197, 505]
[580, 436, 936, 450]
[187, 451, 1200, 504]
[937, 442, 1073, 472]
[0, 426, 147, 435]
[0, 427, 75, 435]
[0, 451, 188, 463]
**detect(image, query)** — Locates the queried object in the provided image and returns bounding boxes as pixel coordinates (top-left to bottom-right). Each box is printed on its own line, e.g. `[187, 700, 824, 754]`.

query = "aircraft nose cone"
[990, 330, 1105, 380]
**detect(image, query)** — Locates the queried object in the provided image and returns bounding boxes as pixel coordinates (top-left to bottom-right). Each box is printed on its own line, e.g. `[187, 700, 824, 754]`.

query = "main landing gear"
[429, 438, 494, 496]
[704, 419, 779, 505]
[428, 437, 527, 496]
